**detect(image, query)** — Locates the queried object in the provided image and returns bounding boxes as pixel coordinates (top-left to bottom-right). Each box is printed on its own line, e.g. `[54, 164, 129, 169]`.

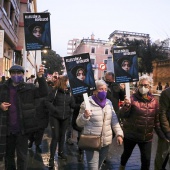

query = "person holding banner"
[0, 64, 48, 170]
[76, 79, 123, 170]
[118, 75, 165, 170]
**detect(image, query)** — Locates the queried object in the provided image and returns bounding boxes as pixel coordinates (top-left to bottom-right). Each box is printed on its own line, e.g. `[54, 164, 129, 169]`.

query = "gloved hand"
[165, 132, 170, 140]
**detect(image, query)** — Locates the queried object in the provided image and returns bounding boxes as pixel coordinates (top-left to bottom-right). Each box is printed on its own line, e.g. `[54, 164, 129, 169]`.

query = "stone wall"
[152, 59, 170, 91]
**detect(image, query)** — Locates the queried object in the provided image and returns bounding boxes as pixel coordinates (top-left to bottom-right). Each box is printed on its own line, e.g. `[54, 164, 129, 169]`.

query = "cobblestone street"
[27, 126, 159, 170]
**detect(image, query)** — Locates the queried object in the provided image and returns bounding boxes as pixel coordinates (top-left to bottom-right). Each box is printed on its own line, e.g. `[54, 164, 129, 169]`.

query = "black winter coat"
[45, 88, 75, 120]
[0, 76, 48, 159]
[35, 97, 49, 129]
[106, 82, 125, 113]
[72, 94, 84, 132]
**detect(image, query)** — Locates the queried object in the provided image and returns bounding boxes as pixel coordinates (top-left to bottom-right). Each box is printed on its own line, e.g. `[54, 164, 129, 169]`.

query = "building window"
[104, 59, 107, 64]
[10, 3, 14, 22]
[14, 18, 18, 33]
[3, 0, 8, 15]
[105, 49, 109, 54]
[14, 51, 22, 65]
[91, 47, 95, 53]
[4, 56, 10, 72]
[90, 59, 95, 65]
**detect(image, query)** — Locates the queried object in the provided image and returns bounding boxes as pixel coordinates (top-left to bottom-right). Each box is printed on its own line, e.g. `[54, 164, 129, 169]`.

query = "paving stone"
[27, 126, 158, 170]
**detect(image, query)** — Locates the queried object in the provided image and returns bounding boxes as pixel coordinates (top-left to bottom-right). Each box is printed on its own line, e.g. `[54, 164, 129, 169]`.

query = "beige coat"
[76, 96, 123, 147]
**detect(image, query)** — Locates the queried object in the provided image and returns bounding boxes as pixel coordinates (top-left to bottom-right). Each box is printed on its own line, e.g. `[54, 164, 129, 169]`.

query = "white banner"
[0, 30, 4, 58]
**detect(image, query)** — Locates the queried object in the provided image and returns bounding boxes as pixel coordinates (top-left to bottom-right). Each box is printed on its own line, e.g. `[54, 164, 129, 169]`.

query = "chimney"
[91, 33, 95, 40]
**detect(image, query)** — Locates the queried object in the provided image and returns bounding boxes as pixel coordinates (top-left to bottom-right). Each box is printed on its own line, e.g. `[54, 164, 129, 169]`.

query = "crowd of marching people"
[0, 65, 170, 170]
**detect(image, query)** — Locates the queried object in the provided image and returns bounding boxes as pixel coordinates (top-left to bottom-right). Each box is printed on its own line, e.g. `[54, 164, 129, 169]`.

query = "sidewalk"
[27, 126, 158, 170]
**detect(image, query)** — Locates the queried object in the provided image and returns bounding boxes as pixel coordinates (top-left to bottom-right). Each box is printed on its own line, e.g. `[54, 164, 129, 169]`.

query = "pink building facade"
[68, 34, 113, 79]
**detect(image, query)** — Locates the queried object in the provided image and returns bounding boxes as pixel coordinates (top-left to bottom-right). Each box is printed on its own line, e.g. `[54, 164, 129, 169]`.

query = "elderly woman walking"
[118, 75, 165, 170]
[76, 79, 123, 170]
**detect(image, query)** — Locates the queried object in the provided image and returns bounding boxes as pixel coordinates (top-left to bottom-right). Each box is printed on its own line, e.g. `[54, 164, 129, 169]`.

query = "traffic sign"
[99, 63, 106, 70]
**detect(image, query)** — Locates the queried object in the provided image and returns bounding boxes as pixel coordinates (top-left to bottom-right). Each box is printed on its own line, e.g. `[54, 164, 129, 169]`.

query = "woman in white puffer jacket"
[76, 79, 124, 170]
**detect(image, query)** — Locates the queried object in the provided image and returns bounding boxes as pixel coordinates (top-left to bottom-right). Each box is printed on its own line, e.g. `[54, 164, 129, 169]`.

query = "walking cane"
[160, 145, 170, 170]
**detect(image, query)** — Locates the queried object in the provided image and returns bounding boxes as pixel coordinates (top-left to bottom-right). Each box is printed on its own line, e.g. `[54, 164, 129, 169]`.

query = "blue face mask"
[11, 75, 24, 84]
[97, 91, 107, 100]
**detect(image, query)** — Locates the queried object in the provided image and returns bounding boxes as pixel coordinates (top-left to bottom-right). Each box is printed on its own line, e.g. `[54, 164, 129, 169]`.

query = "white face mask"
[139, 87, 149, 94]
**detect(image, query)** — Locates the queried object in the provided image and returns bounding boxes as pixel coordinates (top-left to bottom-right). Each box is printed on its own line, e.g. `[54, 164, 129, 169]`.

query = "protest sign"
[23, 13, 51, 51]
[113, 47, 139, 83]
[64, 53, 96, 95]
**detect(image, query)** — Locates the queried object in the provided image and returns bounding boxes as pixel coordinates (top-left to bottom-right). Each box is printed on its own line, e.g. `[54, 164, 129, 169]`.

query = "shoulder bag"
[78, 112, 105, 150]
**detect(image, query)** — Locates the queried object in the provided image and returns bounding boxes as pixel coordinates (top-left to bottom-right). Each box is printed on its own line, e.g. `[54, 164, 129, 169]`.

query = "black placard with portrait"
[112, 47, 139, 83]
[23, 13, 51, 51]
[64, 53, 96, 95]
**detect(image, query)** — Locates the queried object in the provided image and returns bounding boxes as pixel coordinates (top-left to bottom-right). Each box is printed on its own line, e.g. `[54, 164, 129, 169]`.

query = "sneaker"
[28, 142, 33, 149]
[58, 152, 67, 160]
[36, 145, 42, 153]
[66, 138, 74, 145]
[48, 158, 54, 168]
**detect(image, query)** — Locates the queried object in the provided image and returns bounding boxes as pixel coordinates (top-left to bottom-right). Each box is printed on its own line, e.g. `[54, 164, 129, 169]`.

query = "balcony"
[0, 6, 18, 48]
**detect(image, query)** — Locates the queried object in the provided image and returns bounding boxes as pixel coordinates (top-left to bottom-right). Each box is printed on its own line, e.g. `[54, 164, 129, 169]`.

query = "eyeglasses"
[139, 84, 149, 88]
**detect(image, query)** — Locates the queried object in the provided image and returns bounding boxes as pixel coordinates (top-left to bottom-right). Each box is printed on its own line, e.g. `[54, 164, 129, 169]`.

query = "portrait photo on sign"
[23, 13, 51, 51]
[64, 53, 96, 95]
[113, 47, 139, 83]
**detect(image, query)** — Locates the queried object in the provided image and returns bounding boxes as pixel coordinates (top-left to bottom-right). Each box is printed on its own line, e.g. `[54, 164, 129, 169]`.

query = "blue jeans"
[85, 145, 109, 170]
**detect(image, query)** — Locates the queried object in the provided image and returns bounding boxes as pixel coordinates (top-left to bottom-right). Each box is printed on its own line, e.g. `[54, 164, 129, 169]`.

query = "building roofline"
[109, 30, 150, 39]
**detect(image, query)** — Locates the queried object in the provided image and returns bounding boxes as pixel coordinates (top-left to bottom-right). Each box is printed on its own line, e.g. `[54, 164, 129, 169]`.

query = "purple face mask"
[11, 75, 24, 84]
[97, 91, 107, 100]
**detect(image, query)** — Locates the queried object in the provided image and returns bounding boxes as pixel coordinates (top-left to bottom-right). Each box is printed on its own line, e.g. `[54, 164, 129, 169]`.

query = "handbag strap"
[52, 89, 58, 104]
[100, 109, 106, 136]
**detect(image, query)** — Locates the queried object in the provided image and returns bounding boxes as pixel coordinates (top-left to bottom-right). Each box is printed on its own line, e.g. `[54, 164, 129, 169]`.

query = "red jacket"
[119, 91, 165, 142]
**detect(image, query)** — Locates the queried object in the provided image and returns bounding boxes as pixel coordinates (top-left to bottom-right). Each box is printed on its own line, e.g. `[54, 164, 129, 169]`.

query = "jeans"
[49, 117, 69, 158]
[121, 138, 152, 170]
[5, 133, 28, 170]
[85, 145, 109, 170]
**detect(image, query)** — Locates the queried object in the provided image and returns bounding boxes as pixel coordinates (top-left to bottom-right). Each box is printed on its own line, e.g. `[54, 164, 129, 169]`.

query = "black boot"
[48, 158, 54, 168]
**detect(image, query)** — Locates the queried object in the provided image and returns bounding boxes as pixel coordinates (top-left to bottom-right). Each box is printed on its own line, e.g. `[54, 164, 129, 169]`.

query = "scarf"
[92, 95, 106, 108]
